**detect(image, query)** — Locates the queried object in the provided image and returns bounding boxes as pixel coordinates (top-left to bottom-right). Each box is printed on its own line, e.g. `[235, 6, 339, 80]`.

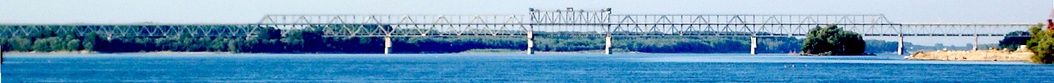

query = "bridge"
[0, 8, 1037, 55]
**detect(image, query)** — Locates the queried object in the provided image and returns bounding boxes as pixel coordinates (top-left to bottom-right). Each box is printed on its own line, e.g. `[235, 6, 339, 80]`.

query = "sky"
[1, 0, 1051, 46]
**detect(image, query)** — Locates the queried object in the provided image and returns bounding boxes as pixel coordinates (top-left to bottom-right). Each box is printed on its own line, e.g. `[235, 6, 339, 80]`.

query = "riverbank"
[904, 48, 1034, 62]
[1, 51, 231, 55]
[0, 49, 638, 55]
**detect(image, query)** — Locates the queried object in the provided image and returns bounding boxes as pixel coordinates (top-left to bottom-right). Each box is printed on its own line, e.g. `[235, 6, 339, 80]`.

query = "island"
[800, 25, 870, 56]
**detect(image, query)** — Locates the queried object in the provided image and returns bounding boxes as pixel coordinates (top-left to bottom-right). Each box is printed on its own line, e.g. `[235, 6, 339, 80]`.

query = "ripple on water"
[3, 54, 1053, 82]
[627, 54, 1034, 65]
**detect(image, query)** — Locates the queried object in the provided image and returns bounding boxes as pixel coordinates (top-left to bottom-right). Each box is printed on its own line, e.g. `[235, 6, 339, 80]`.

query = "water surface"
[3, 54, 1053, 82]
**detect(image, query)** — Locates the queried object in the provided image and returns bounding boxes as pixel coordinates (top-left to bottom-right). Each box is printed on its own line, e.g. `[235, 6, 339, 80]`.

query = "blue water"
[3, 54, 1054, 82]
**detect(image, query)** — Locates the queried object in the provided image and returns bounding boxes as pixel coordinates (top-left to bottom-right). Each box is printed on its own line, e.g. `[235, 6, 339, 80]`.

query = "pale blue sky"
[0, 0, 1051, 46]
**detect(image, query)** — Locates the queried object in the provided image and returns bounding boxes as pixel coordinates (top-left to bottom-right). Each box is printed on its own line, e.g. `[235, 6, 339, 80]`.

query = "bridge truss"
[0, 8, 1037, 54]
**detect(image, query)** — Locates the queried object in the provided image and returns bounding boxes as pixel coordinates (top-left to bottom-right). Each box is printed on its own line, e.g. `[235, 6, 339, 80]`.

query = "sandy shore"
[905, 49, 1033, 62]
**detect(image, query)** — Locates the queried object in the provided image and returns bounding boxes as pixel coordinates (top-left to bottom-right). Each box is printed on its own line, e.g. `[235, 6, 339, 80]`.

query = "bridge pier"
[897, 36, 904, 55]
[2, 45, 4, 64]
[604, 36, 612, 54]
[750, 36, 757, 55]
[384, 36, 392, 54]
[973, 36, 979, 51]
[526, 32, 535, 54]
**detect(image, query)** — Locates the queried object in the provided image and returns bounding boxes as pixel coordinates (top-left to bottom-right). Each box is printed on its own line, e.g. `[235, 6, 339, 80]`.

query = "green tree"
[999, 31, 1030, 50]
[253, 27, 281, 40]
[1026, 24, 1054, 63]
[82, 33, 103, 51]
[801, 25, 867, 55]
[66, 39, 81, 51]
[32, 37, 61, 52]
[6, 37, 33, 51]
[0, 38, 6, 51]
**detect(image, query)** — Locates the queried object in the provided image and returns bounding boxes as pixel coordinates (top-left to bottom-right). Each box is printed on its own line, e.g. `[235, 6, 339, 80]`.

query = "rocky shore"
[905, 46, 1034, 62]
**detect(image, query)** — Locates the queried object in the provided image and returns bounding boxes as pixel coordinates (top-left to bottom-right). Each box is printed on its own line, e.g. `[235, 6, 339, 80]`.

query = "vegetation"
[0, 25, 914, 54]
[801, 25, 868, 55]
[999, 31, 1031, 50]
[1026, 24, 1054, 63]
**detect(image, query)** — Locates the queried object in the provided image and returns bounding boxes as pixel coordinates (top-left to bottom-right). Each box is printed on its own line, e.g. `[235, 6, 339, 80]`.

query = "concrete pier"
[973, 36, 979, 51]
[526, 31, 535, 54]
[384, 36, 392, 54]
[604, 36, 612, 54]
[750, 37, 757, 55]
[897, 36, 904, 55]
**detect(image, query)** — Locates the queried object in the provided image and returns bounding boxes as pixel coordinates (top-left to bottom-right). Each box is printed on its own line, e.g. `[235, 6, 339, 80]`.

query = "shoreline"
[904, 49, 1034, 62]
[0, 51, 707, 55]
[0, 49, 894, 55]
[0, 51, 895, 55]
[1, 51, 231, 55]
[904, 58, 1030, 62]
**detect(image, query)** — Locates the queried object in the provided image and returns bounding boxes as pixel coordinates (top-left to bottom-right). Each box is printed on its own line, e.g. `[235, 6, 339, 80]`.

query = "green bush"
[66, 39, 81, 51]
[1026, 24, 1054, 63]
[999, 31, 1030, 50]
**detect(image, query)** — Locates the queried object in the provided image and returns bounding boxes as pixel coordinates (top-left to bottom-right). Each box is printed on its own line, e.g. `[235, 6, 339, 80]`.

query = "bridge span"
[0, 8, 1038, 55]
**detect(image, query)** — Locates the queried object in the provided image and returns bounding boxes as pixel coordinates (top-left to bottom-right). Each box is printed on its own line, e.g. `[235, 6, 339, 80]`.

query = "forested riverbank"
[0, 27, 911, 54]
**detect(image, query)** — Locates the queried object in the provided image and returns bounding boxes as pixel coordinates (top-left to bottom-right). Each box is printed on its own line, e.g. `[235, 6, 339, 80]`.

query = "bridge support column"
[384, 36, 392, 54]
[973, 36, 979, 51]
[2, 45, 4, 64]
[526, 32, 535, 54]
[750, 36, 757, 55]
[604, 36, 612, 54]
[897, 36, 904, 55]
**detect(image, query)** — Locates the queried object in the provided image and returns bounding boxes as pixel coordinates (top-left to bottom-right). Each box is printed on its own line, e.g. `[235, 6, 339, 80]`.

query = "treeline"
[0, 27, 908, 54]
[0, 29, 104, 52]
[997, 24, 1054, 64]
[1025, 24, 1054, 63]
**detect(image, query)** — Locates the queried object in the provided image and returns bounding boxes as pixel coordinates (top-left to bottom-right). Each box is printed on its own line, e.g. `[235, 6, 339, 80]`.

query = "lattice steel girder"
[256, 14, 893, 25]
[0, 22, 1036, 37]
[530, 8, 611, 24]
[0, 8, 1040, 38]
[900, 24, 1034, 37]
[257, 23, 1031, 37]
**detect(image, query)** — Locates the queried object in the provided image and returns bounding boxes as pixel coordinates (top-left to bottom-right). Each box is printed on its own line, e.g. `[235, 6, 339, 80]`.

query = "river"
[3, 54, 1053, 82]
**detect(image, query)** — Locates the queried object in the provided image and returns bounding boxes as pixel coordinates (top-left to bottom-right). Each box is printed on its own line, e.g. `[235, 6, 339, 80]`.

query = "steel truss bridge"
[0, 8, 1037, 55]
